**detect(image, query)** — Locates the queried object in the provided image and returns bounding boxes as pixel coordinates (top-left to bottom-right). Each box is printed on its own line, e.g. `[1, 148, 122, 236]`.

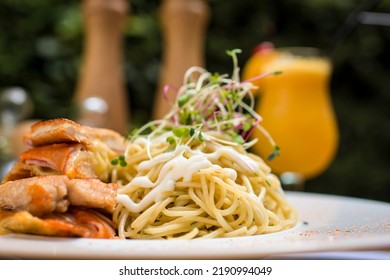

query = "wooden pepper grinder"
[74, 0, 129, 134]
[153, 0, 210, 120]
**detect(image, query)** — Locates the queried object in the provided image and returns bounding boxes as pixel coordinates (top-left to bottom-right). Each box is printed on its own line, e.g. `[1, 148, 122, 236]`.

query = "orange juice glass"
[250, 47, 338, 180]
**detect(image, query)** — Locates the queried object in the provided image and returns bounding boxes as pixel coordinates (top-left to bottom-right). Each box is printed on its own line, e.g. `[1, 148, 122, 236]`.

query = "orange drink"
[249, 48, 338, 179]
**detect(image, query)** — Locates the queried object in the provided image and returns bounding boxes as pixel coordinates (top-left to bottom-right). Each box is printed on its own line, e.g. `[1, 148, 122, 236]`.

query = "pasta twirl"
[113, 138, 297, 239]
[111, 49, 298, 239]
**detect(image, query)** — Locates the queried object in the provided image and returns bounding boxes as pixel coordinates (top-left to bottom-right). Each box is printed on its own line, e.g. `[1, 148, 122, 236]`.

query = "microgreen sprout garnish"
[111, 155, 127, 167]
[127, 49, 280, 160]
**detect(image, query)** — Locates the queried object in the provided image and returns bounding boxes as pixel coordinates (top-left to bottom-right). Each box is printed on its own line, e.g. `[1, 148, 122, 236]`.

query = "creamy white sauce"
[191, 146, 258, 173]
[117, 137, 261, 213]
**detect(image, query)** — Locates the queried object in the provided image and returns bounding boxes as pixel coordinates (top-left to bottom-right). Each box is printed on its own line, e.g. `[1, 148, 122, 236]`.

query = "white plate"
[0, 192, 389, 259]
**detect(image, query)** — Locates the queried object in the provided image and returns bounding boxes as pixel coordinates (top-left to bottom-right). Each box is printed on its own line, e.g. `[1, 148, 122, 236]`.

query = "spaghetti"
[112, 49, 298, 239]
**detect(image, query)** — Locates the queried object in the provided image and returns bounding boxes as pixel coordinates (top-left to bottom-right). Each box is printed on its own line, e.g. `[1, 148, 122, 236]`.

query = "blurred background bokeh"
[0, 0, 389, 201]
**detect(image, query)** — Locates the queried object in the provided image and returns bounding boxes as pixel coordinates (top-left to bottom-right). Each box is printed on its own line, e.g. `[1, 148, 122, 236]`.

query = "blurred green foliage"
[0, 0, 389, 201]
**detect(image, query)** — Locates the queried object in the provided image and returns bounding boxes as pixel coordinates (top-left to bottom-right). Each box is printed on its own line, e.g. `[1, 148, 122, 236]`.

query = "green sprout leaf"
[172, 127, 190, 138]
[111, 155, 127, 167]
[226, 49, 242, 57]
[210, 72, 220, 84]
[267, 145, 280, 161]
[243, 120, 253, 132]
[198, 131, 204, 142]
[190, 128, 195, 137]
[231, 134, 245, 144]
[125, 127, 139, 140]
[166, 136, 176, 145]
[178, 94, 191, 107]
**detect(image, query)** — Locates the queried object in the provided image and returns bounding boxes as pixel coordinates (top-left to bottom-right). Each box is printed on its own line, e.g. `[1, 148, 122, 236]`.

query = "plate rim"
[1, 191, 389, 259]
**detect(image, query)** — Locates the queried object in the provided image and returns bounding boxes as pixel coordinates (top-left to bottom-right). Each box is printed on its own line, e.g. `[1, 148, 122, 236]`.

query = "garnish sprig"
[126, 49, 280, 161]
[164, 49, 266, 147]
